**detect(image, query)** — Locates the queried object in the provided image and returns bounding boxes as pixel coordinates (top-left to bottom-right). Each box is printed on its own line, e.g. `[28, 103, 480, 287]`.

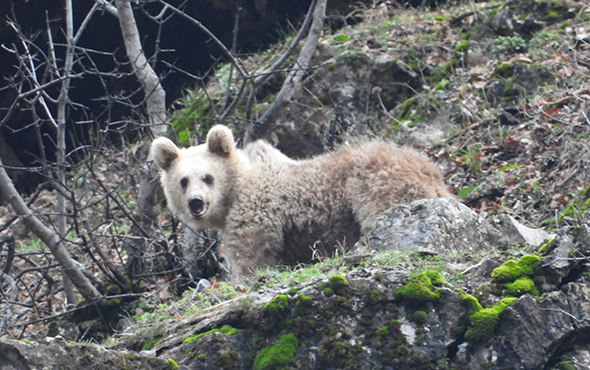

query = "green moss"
[491, 254, 541, 283]
[265, 294, 289, 310]
[423, 270, 444, 286]
[124, 353, 137, 361]
[294, 294, 313, 316]
[253, 333, 298, 370]
[459, 294, 483, 316]
[198, 354, 207, 360]
[141, 338, 160, 351]
[505, 277, 538, 296]
[368, 289, 386, 305]
[395, 271, 442, 305]
[183, 334, 199, 344]
[492, 63, 512, 78]
[412, 310, 428, 325]
[148, 357, 161, 365]
[556, 362, 576, 370]
[545, 10, 559, 20]
[464, 308, 499, 343]
[328, 275, 349, 296]
[106, 298, 121, 307]
[538, 238, 557, 255]
[183, 325, 240, 343]
[332, 34, 350, 43]
[465, 298, 516, 343]
[165, 359, 179, 370]
[499, 297, 517, 306]
[219, 351, 239, 368]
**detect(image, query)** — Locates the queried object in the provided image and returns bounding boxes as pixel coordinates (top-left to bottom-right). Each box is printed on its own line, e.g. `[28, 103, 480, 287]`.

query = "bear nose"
[188, 197, 206, 217]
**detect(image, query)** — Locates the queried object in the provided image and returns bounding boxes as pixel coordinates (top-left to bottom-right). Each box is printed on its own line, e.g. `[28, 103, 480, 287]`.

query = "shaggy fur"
[151, 125, 453, 281]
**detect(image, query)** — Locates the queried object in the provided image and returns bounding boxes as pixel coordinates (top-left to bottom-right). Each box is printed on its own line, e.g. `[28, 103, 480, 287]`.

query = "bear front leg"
[220, 223, 284, 281]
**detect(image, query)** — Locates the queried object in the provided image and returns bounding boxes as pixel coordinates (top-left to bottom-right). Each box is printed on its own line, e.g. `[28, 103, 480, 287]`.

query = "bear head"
[150, 125, 236, 230]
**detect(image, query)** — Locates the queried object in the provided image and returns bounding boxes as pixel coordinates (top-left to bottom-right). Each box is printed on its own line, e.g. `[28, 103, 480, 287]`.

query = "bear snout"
[188, 196, 207, 218]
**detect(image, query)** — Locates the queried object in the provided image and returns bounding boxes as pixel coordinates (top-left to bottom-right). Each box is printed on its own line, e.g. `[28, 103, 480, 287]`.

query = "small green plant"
[529, 30, 561, 53]
[545, 10, 559, 20]
[17, 235, 44, 253]
[459, 145, 482, 175]
[492, 36, 526, 59]
[332, 34, 350, 43]
[454, 40, 470, 52]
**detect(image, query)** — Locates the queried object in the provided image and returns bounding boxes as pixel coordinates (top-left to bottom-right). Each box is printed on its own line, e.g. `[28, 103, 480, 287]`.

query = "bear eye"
[180, 177, 188, 189]
[203, 175, 214, 185]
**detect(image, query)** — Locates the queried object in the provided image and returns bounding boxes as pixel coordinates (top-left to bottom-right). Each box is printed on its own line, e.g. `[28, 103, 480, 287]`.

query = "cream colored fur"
[151, 125, 453, 281]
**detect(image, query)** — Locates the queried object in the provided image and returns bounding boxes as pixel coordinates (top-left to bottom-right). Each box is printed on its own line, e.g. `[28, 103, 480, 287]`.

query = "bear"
[151, 125, 453, 281]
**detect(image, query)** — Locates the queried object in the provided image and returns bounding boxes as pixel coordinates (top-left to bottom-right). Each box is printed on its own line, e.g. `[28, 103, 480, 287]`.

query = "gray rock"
[354, 198, 506, 256]
[0, 337, 168, 370]
[468, 283, 590, 369]
[501, 214, 554, 247]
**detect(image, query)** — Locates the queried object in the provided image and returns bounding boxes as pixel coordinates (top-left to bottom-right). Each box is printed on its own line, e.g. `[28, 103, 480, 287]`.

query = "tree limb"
[155, 0, 249, 79]
[0, 158, 104, 304]
[245, 0, 317, 121]
[245, 0, 327, 142]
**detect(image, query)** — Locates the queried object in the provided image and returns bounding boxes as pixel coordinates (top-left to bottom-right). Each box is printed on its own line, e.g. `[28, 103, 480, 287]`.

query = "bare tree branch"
[93, 0, 119, 18]
[246, 0, 327, 141]
[0, 158, 104, 304]
[155, 0, 249, 79]
[55, 0, 78, 306]
[245, 0, 318, 121]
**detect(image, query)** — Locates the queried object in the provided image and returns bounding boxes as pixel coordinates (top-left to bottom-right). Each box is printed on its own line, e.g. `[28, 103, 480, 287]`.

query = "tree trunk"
[115, 0, 168, 276]
[56, 0, 77, 307]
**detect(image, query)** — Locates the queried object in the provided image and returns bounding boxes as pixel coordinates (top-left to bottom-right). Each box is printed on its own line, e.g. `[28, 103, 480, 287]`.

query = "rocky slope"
[2, 199, 590, 369]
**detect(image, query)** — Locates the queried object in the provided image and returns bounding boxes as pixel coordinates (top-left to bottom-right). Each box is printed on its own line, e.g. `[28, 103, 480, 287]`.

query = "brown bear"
[151, 125, 453, 281]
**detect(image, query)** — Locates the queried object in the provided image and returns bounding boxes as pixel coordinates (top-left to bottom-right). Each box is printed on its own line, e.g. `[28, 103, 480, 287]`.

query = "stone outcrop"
[4, 199, 589, 369]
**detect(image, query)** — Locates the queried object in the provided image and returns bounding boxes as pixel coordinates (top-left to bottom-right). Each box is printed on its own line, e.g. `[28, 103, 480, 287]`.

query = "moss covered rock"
[491, 254, 540, 283]
[253, 333, 298, 370]
[506, 277, 539, 297]
[395, 270, 443, 305]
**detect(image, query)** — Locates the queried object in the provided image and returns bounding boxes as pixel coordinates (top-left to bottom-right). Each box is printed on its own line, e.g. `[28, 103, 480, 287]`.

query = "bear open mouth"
[190, 207, 207, 218]
[188, 197, 207, 218]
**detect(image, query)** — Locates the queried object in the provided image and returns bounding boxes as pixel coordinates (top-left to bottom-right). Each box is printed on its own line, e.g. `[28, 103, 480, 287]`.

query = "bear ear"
[206, 125, 235, 156]
[150, 137, 180, 171]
